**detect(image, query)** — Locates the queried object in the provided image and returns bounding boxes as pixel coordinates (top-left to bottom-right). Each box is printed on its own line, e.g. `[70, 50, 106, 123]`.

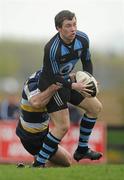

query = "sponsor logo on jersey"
[60, 63, 73, 75]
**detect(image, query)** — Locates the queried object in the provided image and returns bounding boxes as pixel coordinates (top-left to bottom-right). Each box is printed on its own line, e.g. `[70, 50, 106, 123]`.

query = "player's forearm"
[29, 85, 60, 108]
[29, 94, 51, 108]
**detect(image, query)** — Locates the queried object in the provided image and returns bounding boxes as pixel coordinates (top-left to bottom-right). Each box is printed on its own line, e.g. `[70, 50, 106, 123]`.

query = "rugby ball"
[76, 71, 99, 97]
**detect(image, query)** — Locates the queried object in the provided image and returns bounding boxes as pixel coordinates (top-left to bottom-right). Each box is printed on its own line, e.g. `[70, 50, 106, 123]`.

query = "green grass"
[0, 164, 124, 180]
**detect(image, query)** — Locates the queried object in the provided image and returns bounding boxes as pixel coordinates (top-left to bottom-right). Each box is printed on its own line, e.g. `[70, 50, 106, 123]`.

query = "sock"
[77, 114, 97, 154]
[36, 132, 61, 166]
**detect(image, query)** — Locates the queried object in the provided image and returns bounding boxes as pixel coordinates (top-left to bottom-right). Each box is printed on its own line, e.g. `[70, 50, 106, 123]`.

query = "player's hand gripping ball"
[76, 71, 99, 97]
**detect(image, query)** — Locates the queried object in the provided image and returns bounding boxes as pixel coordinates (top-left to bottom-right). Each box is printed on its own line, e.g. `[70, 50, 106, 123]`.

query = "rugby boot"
[31, 160, 45, 168]
[73, 148, 103, 161]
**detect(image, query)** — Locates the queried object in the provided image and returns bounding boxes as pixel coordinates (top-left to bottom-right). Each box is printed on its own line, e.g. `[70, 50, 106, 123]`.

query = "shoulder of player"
[76, 30, 90, 45]
[45, 33, 60, 50]
[23, 71, 40, 91]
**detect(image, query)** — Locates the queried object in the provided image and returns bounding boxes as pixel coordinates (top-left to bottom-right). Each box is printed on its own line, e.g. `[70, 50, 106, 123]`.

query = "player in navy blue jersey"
[35, 10, 103, 167]
[16, 70, 72, 167]
[39, 25, 92, 91]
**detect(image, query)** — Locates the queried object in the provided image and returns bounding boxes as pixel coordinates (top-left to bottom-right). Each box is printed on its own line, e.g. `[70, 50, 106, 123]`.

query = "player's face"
[58, 17, 77, 44]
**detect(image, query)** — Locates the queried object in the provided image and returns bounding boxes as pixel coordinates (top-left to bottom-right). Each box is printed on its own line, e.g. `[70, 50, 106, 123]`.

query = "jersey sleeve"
[80, 34, 93, 75]
[24, 81, 40, 101]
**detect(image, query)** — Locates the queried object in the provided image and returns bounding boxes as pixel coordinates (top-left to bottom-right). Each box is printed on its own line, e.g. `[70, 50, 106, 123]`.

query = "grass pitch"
[0, 164, 124, 180]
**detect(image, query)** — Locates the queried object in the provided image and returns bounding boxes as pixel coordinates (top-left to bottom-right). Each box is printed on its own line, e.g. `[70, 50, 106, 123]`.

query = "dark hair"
[54, 10, 75, 29]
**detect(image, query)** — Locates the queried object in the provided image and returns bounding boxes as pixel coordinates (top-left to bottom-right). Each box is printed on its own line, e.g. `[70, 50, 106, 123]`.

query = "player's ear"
[56, 26, 61, 32]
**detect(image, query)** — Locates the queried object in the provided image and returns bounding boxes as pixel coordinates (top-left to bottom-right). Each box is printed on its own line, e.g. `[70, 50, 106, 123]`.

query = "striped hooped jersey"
[39, 30, 93, 90]
[19, 70, 49, 134]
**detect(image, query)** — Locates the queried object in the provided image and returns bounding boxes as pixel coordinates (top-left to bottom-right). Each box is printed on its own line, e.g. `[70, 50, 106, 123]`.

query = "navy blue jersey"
[38, 30, 93, 91]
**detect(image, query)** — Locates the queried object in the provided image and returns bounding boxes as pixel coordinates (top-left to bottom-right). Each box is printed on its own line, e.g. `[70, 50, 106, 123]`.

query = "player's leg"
[79, 96, 102, 118]
[50, 108, 70, 139]
[33, 108, 70, 167]
[17, 127, 72, 168]
[74, 97, 103, 161]
[33, 88, 71, 167]
[46, 145, 72, 167]
[18, 131, 72, 168]
[69, 90, 103, 161]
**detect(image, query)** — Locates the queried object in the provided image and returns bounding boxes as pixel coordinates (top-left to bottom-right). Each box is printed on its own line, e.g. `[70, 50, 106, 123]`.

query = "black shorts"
[46, 88, 85, 113]
[16, 122, 48, 155]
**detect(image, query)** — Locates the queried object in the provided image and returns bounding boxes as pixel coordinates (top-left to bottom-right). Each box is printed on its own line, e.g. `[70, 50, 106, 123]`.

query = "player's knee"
[95, 101, 103, 115]
[86, 101, 103, 117]
[91, 102, 102, 116]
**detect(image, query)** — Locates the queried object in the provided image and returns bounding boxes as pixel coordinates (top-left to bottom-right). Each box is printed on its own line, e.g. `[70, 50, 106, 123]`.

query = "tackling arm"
[29, 84, 60, 108]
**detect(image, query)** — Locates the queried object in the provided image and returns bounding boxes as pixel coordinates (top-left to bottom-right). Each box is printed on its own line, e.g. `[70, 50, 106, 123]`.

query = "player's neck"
[59, 34, 73, 45]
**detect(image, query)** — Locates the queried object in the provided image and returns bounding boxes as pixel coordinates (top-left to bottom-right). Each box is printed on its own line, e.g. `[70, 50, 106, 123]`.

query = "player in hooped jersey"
[34, 10, 103, 167]
[16, 70, 72, 167]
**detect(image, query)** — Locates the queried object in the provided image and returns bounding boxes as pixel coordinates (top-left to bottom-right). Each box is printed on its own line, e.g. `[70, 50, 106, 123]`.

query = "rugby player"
[16, 70, 72, 167]
[34, 10, 103, 167]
